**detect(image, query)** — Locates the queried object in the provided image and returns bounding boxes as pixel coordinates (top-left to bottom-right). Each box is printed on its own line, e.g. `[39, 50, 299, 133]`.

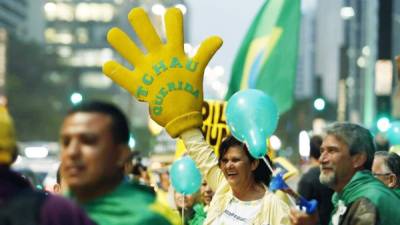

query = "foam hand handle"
[103, 8, 222, 137]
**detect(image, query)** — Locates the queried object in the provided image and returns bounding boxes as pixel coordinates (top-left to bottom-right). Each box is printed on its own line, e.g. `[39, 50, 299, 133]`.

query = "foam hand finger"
[104, 7, 223, 138]
[193, 36, 223, 69]
[165, 8, 184, 53]
[128, 8, 163, 52]
[102, 60, 146, 101]
[107, 28, 144, 66]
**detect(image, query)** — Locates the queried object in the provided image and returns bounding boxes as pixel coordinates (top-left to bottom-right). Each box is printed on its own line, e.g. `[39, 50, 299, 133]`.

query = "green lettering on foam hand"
[184, 82, 194, 92]
[159, 88, 168, 97]
[186, 60, 198, 72]
[177, 81, 183, 90]
[151, 81, 200, 117]
[192, 90, 199, 98]
[154, 88, 167, 105]
[167, 82, 176, 92]
[170, 57, 183, 68]
[153, 61, 167, 75]
[136, 86, 148, 98]
[153, 106, 162, 116]
[154, 95, 163, 105]
[142, 73, 154, 85]
[184, 82, 199, 98]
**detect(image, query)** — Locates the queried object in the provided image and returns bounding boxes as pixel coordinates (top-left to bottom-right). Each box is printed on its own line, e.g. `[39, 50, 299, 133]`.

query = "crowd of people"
[0, 102, 215, 225]
[2, 6, 400, 225]
[2, 100, 400, 225]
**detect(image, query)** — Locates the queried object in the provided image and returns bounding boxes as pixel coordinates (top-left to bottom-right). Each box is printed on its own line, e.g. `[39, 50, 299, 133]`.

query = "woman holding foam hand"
[103, 7, 290, 225]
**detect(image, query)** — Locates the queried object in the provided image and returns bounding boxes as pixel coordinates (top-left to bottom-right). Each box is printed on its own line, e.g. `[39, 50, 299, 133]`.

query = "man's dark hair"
[325, 122, 376, 170]
[67, 101, 130, 145]
[218, 135, 272, 185]
[310, 135, 322, 160]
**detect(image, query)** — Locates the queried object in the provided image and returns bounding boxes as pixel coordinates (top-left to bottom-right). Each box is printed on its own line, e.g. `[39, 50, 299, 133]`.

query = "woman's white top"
[211, 196, 263, 225]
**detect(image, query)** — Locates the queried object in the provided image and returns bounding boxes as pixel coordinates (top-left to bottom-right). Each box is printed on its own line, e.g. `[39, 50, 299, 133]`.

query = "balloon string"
[262, 157, 274, 174]
[261, 157, 296, 207]
[182, 195, 185, 225]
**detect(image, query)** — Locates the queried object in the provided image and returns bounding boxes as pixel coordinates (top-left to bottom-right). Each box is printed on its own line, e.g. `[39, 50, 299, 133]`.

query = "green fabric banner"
[226, 0, 301, 114]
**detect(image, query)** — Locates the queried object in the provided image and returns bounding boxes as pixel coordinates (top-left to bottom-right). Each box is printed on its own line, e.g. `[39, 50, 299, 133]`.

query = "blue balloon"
[170, 156, 202, 195]
[226, 89, 279, 158]
[387, 121, 400, 145]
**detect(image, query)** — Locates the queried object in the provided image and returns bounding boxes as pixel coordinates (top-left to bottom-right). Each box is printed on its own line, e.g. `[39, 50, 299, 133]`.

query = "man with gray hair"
[291, 122, 400, 225]
[372, 151, 400, 197]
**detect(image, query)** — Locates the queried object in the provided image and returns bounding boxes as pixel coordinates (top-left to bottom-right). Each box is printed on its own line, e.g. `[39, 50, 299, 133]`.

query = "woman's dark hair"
[218, 135, 273, 185]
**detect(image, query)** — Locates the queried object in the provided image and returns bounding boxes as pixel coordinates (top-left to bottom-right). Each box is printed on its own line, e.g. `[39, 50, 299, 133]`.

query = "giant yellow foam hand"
[103, 8, 222, 138]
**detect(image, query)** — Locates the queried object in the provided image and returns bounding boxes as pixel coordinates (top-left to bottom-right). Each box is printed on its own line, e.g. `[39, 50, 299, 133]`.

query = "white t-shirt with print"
[211, 196, 263, 225]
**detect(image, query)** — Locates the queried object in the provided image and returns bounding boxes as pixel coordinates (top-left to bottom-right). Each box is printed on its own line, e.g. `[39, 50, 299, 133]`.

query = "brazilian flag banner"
[226, 0, 301, 114]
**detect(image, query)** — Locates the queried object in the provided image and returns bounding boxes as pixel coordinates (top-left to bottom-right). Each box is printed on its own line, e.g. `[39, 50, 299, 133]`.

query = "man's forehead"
[373, 156, 382, 163]
[66, 112, 111, 122]
[322, 134, 346, 148]
[374, 155, 386, 166]
[62, 112, 112, 132]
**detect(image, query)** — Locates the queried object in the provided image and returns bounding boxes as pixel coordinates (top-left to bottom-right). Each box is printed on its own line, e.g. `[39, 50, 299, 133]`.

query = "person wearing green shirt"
[291, 122, 400, 225]
[188, 180, 214, 225]
[60, 101, 172, 225]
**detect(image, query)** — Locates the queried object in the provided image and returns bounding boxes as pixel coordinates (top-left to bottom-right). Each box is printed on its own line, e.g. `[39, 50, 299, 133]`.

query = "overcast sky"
[187, 1, 265, 75]
[185, 0, 265, 98]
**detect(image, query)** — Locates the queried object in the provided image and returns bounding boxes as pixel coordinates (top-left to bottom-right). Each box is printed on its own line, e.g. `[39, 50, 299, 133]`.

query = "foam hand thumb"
[103, 8, 222, 137]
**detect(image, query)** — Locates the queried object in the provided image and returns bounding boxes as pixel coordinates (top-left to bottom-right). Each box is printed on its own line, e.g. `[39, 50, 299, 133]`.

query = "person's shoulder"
[360, 178, 399, 200]
[129, 180, 156, 194]
[128, 198, 173, 225]
[122, 180, 157, 201]
[259, 191, 290, 225]
[41, 194, 95, 225]
[301, 166, 320, 179]
[44, 193, 76, 210]
[308, 166, 320, 175]
[149, 195, 180, 225]
[350, 197, 375, 209]
[265, 190, 290, 211]
[132, 211, 172, 225]
[344, 198, 377, 224]
[393, 188, 400, 199]
[113, 180, 160, 203]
